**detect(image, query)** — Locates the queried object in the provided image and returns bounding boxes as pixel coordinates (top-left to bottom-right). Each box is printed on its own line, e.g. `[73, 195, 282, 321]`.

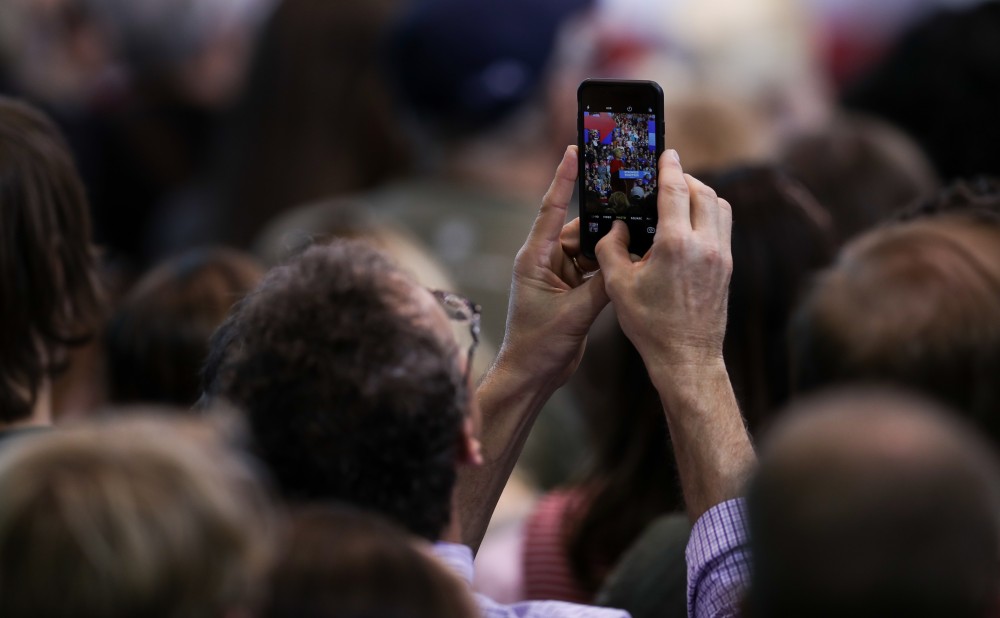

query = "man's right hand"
[595, 149, 733, 372]
[595, 148, 753, 524]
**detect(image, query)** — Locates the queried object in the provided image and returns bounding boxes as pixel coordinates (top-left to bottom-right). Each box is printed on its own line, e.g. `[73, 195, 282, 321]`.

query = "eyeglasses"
[430, 289, 481, 381]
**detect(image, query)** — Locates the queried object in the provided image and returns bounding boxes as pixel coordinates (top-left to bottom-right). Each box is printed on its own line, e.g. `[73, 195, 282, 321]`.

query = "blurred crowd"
[3, 0, 1000, 616]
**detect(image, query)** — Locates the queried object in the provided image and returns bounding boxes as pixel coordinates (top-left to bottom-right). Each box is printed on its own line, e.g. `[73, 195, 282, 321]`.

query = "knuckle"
[662, 179, 690, 197]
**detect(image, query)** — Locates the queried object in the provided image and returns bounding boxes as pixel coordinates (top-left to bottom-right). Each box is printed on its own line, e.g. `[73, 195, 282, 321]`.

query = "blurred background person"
[263, 507, 478, 618]
[843, 2, 1000, 181]
[105, 248, 263, 408]
[0, 413, 275, 618]
[747, 389, 1000, 618]
[0, 0, 274, 268]
[780, 112, 939, 244]
[791, 206, 1000, 445]
[78, 0, 275, 266]
[0, 97, 103, 443]
[212, 0, 412, 250]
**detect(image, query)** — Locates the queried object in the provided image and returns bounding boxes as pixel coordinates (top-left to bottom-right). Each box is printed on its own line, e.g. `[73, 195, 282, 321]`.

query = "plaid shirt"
[686, 499, 751, 618]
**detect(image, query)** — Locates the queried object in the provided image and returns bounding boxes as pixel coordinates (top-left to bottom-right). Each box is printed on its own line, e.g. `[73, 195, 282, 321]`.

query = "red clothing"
[522, 490, 592, 603]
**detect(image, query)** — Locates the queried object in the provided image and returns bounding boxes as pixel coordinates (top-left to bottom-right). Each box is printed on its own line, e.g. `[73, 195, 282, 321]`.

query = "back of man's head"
[202, 241, 467, 540]
[747, 389, 1000, 618]
[790, 214, 1000, 442]
[0, 413, 274, 618]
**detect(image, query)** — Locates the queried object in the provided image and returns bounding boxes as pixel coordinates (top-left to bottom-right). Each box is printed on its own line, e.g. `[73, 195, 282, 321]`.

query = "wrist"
[487, 342, 564, 399]
[647, 356, 730, 413]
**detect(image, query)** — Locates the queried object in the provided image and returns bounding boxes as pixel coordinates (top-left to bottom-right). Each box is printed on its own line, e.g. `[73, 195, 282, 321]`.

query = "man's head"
[105, 248, 263, 408]
[202, 241, 479, 540]
[0, 96, 103, 425]
[790, 214, 1000, 442]
[0, 413, 274, 618]
[747, 389, 1000, 618]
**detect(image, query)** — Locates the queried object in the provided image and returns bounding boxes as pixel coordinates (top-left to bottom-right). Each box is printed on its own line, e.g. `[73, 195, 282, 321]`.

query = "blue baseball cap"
[385, 0, 593, 136]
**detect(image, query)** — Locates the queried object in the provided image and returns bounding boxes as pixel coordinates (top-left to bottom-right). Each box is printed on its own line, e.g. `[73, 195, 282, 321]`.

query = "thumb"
[595, 221, 632, 276]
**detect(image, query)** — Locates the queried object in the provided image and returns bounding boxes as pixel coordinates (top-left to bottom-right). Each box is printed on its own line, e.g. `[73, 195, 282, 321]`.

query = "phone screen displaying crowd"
[578, 80, 664, 258]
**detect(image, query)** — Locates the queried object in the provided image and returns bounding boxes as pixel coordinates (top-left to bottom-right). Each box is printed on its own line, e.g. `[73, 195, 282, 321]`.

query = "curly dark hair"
[0, 97, 104, 424]
[201, 241, 467, 540]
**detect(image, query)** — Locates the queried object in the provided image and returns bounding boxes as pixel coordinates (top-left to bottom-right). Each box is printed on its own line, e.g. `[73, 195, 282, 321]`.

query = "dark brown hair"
[0, 97, 103, 423]
[202, 241, 467, 540]
[565, 311, 683, 595]
[105, 247, 262, 407]
[263, 506, 477, 618]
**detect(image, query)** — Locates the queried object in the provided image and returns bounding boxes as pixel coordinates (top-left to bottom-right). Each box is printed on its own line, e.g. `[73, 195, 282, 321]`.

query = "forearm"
[650, 359, 756, 522]
[448, 350, 562, 552]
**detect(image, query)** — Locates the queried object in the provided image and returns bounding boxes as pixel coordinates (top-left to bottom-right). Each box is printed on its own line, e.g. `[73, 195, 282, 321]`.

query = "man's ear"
[456, 416, 483, 466]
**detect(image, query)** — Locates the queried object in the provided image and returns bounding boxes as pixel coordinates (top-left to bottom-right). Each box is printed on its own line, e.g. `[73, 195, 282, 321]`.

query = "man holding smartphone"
[203, 144, 752, 618]
[452, 143, 755, 616]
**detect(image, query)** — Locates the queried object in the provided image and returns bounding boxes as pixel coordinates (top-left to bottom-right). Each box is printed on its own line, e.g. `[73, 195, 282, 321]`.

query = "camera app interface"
[582, 109, 658, 242]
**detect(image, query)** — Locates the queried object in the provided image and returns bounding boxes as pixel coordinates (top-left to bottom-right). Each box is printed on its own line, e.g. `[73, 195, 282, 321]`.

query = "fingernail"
[669, 149, 680, 164]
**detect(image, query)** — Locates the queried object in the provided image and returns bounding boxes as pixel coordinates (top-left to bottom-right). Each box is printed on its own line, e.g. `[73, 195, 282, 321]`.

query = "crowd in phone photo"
[583, 113, 658, 215]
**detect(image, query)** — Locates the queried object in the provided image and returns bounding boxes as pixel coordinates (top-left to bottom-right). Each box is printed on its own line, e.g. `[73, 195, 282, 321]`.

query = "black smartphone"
[578, 79, 665, 258]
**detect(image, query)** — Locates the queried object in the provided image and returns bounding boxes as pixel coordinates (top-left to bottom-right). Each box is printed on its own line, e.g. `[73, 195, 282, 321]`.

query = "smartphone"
[578, 79, 665, 258]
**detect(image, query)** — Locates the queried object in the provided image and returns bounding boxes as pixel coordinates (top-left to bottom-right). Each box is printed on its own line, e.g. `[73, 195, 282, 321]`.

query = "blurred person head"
[704, 166, 836, 434]
[262, 506, 477, 618]
[105, 248, 263, 408]
[0, 412, 275, 618]
[844, 3, 1000, 181]
[781, 113, 939, 244]
[384, 0, 594, 197]
[0, 0, 113, 105]
[664, 96, 775, 172]
[747, 389, 1000, 618]
[608, 191, 630, 214]
[82, 0, 275, 107]
[202, 240, 482, 540]
[0, 97, 103, 428]
[217, 0, 412, 247]
[791, 214, 1000, 443]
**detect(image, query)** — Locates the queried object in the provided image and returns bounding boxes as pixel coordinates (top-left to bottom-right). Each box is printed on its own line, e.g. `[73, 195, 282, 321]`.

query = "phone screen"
[578, 80, 664, 258]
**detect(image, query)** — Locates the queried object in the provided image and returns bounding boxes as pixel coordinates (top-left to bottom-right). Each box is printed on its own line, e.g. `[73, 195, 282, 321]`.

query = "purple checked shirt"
[434, 542, 631, 618]
[686, 498, 751, 618]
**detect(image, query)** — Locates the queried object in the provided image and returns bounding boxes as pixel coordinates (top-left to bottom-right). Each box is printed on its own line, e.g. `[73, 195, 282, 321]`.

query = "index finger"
[655, 149, 692, 233]
[527, 145, 578, 249]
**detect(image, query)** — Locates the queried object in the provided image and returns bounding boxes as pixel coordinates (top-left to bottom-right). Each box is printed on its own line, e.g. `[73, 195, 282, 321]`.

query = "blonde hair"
[0, 413, 275, 618]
